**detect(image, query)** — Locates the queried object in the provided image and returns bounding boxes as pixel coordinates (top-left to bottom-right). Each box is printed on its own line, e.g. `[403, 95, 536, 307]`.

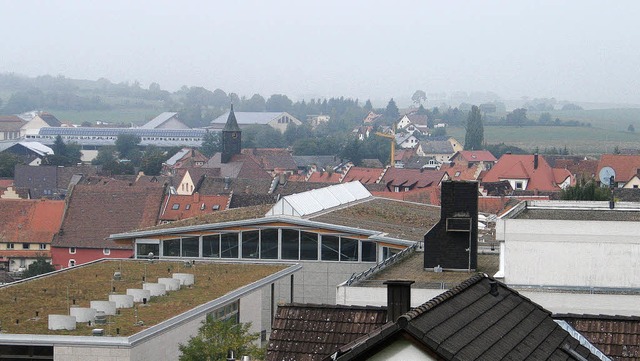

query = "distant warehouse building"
[24, 127, 212, 148]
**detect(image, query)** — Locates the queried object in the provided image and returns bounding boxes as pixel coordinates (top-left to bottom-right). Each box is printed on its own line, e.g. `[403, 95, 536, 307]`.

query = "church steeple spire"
[221, 104, 241, 163]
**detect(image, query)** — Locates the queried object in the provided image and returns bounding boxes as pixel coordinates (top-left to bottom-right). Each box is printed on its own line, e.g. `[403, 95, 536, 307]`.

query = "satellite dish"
[599, 166, 616, 185]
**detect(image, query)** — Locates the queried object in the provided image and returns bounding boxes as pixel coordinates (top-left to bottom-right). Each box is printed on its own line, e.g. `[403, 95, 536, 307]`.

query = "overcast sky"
[1, 0, 639, 106]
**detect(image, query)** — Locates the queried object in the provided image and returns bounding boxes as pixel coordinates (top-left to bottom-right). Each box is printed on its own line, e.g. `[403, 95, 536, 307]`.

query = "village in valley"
[0, 92, 638, 360]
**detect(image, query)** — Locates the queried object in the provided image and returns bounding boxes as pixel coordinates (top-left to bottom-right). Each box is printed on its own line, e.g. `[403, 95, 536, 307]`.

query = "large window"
[321, 235, 340, 261]
[163, 239, 180, 257]
[260, 229, 279, 259]
[281, 229, 300, 260]
[301, 232, 318, 260]
[361, 241, 377, 262]
[221, 233, 239, 258]
[137, 243, 159, 258]
[181, 237, 199, 257]
[242, 231, 260, 259]
[203, 234, 220, 258]
[340, 238, 359, 261]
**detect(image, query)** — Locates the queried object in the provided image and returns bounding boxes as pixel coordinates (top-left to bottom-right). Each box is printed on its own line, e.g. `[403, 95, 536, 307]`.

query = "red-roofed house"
[241, 148, 298, 175]
[450, 150, 497, 170]
[0, 199, 65, 272]
[441, 162, 482, 181]
[597, 154, 640, 188]
[481, 154, 573, 191]
[381, 168, 448, 192]
[342, 167, 386, 184]
[307, 171, 342, 183]
[159, 193, 230, 223]
[51, 181, 165, 269]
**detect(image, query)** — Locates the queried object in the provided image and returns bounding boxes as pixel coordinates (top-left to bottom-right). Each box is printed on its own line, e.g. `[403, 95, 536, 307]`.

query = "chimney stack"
[534, 153, 539, 170]
[384, 280, 414, 323]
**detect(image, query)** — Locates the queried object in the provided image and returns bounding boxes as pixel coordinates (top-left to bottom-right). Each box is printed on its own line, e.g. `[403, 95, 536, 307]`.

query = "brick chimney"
[384, 280, 414, 323]
[424, 181, 478, 270]
[534, 153, 539, 170]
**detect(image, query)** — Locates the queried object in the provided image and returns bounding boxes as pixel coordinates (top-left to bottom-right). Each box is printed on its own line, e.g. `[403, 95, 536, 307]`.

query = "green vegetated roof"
[0, 260, 286, 336]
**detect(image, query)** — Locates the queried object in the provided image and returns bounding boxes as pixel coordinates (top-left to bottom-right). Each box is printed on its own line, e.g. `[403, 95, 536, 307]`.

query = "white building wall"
[368, 339, 436, 361]
[54, 346, 130, 361]
[497, 218, 640, 288]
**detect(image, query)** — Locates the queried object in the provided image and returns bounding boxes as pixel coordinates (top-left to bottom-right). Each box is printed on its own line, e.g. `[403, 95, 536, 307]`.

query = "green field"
[448, 126, 640, 155]
[526, 108, 640, 131]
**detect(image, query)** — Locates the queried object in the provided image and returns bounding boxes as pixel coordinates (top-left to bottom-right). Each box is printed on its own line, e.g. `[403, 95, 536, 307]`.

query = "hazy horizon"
[2, 1, 640, 107]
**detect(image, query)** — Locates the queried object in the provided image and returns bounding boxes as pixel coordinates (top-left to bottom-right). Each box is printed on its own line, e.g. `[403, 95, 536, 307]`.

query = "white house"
[210, 111, 302, 133]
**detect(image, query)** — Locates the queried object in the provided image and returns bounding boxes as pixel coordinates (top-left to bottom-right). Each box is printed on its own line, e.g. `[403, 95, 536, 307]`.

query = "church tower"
[221, 104, 241, 163]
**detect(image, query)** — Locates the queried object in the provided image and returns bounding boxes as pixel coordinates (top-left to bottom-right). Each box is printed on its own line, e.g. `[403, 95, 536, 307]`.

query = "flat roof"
[0, 259, 290, 337]
[517, 208, 640, 221]
[352, 251, 499, 288]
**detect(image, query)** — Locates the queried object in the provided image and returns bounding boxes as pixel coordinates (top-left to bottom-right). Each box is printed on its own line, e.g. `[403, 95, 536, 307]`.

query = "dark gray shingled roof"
[331, 274, 604, 361]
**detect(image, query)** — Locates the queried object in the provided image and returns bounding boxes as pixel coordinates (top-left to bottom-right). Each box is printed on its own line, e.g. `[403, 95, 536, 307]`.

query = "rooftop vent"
[92, 328, 104, 336]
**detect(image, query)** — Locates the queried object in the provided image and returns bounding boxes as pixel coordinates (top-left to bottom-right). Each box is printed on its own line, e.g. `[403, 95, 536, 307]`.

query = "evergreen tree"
[384, 98, 400, 121]
[561, 179, 610, 201]
[21, 257, 55, 278]
[200, 131, 221, 157]
[464, 105, 484, 150]
[363, 99, 373, 112]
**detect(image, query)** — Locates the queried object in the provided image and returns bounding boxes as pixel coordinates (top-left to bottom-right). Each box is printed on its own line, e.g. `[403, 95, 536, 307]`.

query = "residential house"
[307, 114, 330, 128]
[449, 150, 497, 170]
[0, 115, 27, 140]
[108, 182, 442, 305]
[381, 168, 447, 193]
[481, 154, 574, 191]
[0, 258, 299, 360]
[544, 155, 598, 182]
[241, 148, 298, 175]
[140, 112, 189, 129]
[353, 125, 373, 140]
[203, 152, 272, 180]
[0, 141, 53, 166]
[267, 303, 387, 361]
[19, 112, 62, 137]
[175, 167, 221, 195]
[396, 113, 429, 135]
[209, 111, 302, 133]
[162, 147, 208, 175]
[596, 154, 640, 188]
[363, 111, 382, 124]
[556, 314, 640, 360]
[14, 165, 99, 199]
[159, 193, 230, 223]
[341, 167, 386, 185]
[50, 180, 165, 269]
[292, 155, 343, 174]
[394, 132, 420, 149]
[0, 199, 64, 272]
[331, 275, 605, 361]
[417, 137, 463, 164]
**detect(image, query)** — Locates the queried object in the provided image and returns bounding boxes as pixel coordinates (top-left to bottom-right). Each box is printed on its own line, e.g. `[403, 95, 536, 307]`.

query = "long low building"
[23, 127, 213, 148]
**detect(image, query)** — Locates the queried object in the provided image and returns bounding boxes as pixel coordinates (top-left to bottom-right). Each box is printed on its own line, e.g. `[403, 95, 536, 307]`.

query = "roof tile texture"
[0, 199, 64, 244]
[561, 315, 640, 360]
[52, 181, 165, 249]
[267, 304, 387, 361]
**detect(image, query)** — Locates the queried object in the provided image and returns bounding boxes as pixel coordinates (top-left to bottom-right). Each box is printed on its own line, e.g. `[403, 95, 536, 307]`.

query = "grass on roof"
[139, 205, 273, 232]
[0, 260, 286, 336]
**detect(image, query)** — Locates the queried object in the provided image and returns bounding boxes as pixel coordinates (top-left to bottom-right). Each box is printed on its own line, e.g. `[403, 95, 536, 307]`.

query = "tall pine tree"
[464, 105, 484, 150]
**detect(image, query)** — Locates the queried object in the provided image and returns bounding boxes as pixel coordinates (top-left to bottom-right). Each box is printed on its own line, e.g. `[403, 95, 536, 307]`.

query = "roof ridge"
[398, 273, 486, 324]
[280, 302, 387, 311]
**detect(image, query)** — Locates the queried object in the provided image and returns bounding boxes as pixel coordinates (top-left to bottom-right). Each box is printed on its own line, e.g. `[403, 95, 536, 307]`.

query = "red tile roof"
[241, 148, 298, 171]
[307, 171, 341, 183]
[159, 193, 230, 222]
[597, 154, 640, 182]
[266, 303, 387, 361]
[457, 150, 497, 163]
[442, 163, 481, 181]
[0, 179, 13, 188]
[52, 181, 165, 249]
[381, 168, 446, 190]
[559, 314, 640, 361]
[0, 199, 64, 244]
[342, 167, 385, 184]
[482, 154, 572, 192]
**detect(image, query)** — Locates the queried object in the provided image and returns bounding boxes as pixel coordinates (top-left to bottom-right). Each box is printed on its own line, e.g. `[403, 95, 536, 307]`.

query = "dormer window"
[172, 204, 180, 210]
[201, 203, 206, 210]
[185, 204, 191, 210]
[212, 205, 220, 210]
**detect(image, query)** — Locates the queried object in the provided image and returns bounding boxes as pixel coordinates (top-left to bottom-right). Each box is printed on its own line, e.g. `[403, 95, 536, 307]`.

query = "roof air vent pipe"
[489, 279, 499, 297]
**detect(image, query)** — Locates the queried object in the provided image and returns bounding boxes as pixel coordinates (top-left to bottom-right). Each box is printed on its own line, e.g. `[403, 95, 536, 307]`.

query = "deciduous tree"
[179, 317, 262, 361]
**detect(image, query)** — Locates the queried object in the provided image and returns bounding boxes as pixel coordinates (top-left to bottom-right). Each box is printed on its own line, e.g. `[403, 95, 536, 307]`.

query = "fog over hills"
[1, 1, 639, 106]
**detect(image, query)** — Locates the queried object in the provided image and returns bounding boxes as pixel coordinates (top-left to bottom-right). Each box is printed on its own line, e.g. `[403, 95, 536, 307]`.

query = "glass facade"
[143, 228, 391, 263]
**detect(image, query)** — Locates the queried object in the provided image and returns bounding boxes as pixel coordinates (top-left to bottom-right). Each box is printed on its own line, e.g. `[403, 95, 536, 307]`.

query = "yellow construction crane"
[375, 128, 396, 167]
